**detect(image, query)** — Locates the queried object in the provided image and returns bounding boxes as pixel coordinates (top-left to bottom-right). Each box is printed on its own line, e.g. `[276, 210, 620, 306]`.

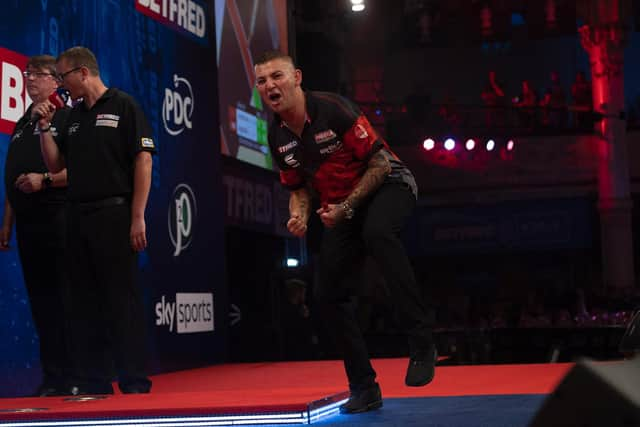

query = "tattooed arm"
[344, 150, 391, 209]
[287, 187, 312, 237]
[317, 149, 391, 228]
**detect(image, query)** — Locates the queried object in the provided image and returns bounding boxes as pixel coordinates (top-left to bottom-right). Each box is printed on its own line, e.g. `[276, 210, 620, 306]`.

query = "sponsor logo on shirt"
[284, 153, 300, 168]
[68, 122, 80, 135]
[97, 114, 120, 121]
[314, 129, 336, 144]
[319, 141, 343, 155]
[11, 129, 23, 142]
[354, 124, 369, 139]
[141, 137, 155, 148]
[95, 114, 120, 128]
[278, 140, 298, 153]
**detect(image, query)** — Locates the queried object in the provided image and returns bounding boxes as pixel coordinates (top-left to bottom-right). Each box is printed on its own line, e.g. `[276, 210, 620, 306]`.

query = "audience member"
[513, 80, 538, 129]
[481, 70, 506, 128]
[541, 71, 567, 129]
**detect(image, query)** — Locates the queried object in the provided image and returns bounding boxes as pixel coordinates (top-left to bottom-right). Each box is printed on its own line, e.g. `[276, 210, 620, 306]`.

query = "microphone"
[32, 88, 70, 124]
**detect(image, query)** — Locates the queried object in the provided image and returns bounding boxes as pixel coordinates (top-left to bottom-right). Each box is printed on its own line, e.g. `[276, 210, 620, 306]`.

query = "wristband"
[39, 123, 52, 132]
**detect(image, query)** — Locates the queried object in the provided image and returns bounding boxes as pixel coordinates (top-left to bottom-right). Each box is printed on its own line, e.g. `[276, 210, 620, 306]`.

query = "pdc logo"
[162, 74, 194, 136]
[168, 184, 197, 257]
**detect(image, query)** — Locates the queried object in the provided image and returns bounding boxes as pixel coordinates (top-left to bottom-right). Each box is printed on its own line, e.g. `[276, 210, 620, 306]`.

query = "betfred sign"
[0, 47, 29, 135]
[135, 0, 207, 42]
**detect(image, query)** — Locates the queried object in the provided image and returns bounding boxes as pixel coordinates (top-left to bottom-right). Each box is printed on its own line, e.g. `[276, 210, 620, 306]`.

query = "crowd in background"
[480, 69, 594, 132]
[400, 68, 602, 134]
[273, 259, 638, 365]
[278, 258, 638, 342]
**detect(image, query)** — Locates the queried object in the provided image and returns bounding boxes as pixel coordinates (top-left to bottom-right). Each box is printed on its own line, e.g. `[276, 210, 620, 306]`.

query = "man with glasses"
[34, 46, 155, 395]
[1, 55, 71, 396]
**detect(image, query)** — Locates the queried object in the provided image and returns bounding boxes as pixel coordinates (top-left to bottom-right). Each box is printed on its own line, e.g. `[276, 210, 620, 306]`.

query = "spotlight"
[423, 138, 435, 151]
[351, 0, 364, 3]
[506, 139, 515, 151]
[486, 139, 495, 151]
[444, 138, 456, 151]
[465, 138, 476, 150]
[286, 258, 299, 268]
[352, 4, 365, 11]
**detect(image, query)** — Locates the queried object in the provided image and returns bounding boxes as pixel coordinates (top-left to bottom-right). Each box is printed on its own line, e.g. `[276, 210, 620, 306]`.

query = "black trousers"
[16, 204, 71, 389]
[66, 201, 150, 391]
[315, 183, 432, 389]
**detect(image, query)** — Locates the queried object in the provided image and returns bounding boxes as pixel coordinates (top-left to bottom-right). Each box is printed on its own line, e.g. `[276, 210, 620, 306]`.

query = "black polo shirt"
[57, 88, 156, 202]
[4, 106, 70, 213]
[268, 91, 417, 205]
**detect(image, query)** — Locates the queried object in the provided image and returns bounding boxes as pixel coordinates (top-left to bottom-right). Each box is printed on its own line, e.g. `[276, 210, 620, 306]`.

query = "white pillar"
[579, 0, 634, 292]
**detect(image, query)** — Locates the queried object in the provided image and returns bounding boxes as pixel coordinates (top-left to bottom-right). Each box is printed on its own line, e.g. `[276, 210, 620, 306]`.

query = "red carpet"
[0, 359, 575, 424]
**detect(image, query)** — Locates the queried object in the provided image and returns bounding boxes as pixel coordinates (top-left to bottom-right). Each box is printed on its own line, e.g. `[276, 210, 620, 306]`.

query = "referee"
[1, 55, 71, 396]
[33, 46, 155, 395]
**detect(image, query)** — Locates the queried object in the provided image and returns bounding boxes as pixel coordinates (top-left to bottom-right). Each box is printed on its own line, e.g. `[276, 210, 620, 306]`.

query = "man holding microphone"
[33, 46, 154, 395]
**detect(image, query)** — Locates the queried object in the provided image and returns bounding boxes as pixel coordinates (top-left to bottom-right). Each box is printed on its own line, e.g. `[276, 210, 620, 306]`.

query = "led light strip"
[0, 399, 349, 427]
[0, 412, 307, 427]
[308, 398, 348, 423]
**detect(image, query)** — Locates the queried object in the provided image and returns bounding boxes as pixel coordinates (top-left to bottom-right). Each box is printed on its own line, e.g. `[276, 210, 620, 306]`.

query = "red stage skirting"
[0, 358, 574, 425]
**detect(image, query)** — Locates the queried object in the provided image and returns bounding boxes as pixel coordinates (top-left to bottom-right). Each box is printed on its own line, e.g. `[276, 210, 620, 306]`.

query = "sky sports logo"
[135, 0, 207, 44]
[155, 293, 214, 334]
[0, 47, 30, 135]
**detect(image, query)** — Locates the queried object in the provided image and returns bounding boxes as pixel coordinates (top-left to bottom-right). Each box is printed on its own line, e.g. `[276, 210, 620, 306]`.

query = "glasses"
[58, 67, 82, 80]
[22, 71, 56, 79]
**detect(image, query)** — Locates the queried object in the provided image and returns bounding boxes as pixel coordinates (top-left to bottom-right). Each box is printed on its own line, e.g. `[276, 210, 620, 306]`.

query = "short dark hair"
[26, 55, 57, 75]
[57, 46, 100, 76]
[254, 50, 295, 68]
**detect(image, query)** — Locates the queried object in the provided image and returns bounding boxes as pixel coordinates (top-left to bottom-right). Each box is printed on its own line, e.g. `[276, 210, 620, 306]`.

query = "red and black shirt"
[268, 91, 417, 205]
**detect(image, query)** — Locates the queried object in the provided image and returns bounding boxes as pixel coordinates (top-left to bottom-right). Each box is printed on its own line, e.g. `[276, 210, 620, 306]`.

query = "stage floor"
[0, 359, 574, 426]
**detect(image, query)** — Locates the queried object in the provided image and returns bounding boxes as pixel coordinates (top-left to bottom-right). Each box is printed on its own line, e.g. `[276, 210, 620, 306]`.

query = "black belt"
[71, 196, 128, 212]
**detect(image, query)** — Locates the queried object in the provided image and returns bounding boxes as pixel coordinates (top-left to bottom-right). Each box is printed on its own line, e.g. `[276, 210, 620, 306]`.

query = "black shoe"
[405, 345, 437, 387]
[69, 383, 114, 396]
[340, 383, 383, 414]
